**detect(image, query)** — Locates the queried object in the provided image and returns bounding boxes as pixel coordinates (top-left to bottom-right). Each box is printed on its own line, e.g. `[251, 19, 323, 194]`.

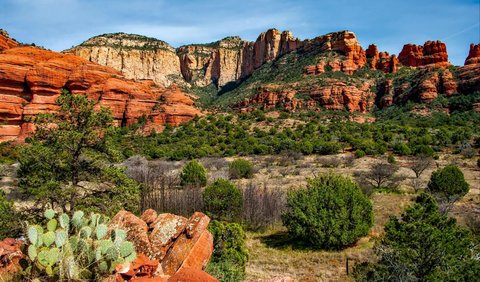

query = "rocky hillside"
[67, 29, 480, 113]
[0, 31, 201, 142]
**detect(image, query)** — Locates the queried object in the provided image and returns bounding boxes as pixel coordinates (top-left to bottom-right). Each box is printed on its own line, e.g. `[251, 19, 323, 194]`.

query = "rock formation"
[309, 31, 367, 75]
[398, 41, 450, 68]
[107, 209, 216, 281]
[0, 238, 24, 277]
[465, 43, 480, 65]
[0, 32, 201, 142]
[366, 44, 398, 73]
[65, 33, 183, 87]
[238, 80, 375, 113]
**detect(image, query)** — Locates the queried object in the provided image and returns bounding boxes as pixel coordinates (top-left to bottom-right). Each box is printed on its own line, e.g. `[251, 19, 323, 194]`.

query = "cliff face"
[176, 29, 301, 87]
[65, 33, 183, 87]
[465, 43, 480, 65]
[0, 33, 201, 142]
[177, 36, 248, 87]
[398, 41, 450, 68]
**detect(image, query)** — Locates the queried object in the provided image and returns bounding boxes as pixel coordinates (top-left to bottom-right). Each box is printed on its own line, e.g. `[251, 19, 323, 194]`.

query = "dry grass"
[245, 193, 412, 282]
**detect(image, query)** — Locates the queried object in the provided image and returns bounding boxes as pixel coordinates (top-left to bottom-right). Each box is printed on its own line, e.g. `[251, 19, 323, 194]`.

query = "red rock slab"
[0, 238, 24, 275]
[141, 209, 158, 226]
[168, 268, 219, 282]
[149, 213, 188, 260]
[161, 213, 212, 276]
[109, 210, 151, 256]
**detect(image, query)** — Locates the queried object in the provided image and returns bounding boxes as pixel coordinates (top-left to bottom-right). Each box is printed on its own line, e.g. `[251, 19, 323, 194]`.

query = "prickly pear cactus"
[24, 209, 137, 280]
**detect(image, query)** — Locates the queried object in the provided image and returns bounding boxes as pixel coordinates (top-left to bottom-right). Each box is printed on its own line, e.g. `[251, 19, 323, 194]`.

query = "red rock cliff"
[0, 33, 201, 142]
[398, 41, 450, 68]
[465, 43, 480, 65]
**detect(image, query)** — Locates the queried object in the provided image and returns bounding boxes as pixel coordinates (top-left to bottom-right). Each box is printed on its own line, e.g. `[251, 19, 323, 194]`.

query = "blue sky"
[1, 0, 479, 65]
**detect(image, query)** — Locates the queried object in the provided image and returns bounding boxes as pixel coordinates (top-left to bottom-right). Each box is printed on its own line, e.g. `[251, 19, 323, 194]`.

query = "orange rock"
[465, 43, 480, 65]
[149, 213, 188, 260]
[399, 41, 450, 68]
[161, 212, 212, 276]
[109, 210, 152, 256]
[168, 267, 218, 282]
[0, 30, 18, 50]
[107, 211, 215, 280]
[0, 238, 24, 275]
[0, 32, 201, 141]
[141, 209, 159, 226]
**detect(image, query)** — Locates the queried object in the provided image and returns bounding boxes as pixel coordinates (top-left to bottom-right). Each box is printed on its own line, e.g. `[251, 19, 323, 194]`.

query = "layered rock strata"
[0, 33, 201, 142]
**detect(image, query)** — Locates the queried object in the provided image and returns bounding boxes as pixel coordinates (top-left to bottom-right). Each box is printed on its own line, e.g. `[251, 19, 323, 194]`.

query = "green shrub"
[387, 154, 396, 164]
[229, 159, 254, 179]
[392, 142, 412, 156]
[0, 191, 22, 239]
[180, 160, 207, 187]
[427, 165, 469, 203]
[355, 150, 366, 158]
[203, 179, 243, 222]
[22, 209, 136, 281]
[282, 173, 373, 249]
[206, 220, 248, 281]
[354, 194, 479, 281]
[413, 144, 434, 157]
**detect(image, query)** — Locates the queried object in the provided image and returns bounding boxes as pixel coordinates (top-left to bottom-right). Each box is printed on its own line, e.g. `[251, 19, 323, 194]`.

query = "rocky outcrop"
[237, 85, 316, 112]
[305, 80, 375, 112]
[366, 44, 398, 73]
[457, 62, 480, 94]
[0, 33, 201, 142]
[107, 210, 216, 281]
[378, 68, 460, 106]
[310, 31, 367, 75]
[238, 80, 375, 113]
[465, 43, 480, 65]
[0, 238, 24, 277]
[177, 37, 248, 87]
[398, 41, 450, 68]
[0, 30, 18, 51]
[177, 29, 301, 87]
[252, 29, 301, 69]
[65, 33, 183, 87]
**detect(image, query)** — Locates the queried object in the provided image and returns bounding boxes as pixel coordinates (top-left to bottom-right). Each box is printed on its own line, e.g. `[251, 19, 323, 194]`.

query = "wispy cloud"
[1, 0, 478, 65]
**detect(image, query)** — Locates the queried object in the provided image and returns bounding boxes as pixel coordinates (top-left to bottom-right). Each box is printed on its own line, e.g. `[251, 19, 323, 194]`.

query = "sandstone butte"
[0, 31, 201, 142]
[0, 210, 218, 282]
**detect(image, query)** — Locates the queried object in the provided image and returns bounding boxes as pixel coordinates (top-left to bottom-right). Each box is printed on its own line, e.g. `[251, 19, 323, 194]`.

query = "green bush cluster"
[24, 209, 136, 280]
[282, 173, 373, 249]
[180, 160, 208, 187]
[0, 191, 22, 239]
[202, 179, 243, 222]
[106, 105, 479, 161]
[229, 159, 254, 179]
[354, 194, 479, 281]
[428, 165, 469, 202]
[206, 220, 248, 282]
